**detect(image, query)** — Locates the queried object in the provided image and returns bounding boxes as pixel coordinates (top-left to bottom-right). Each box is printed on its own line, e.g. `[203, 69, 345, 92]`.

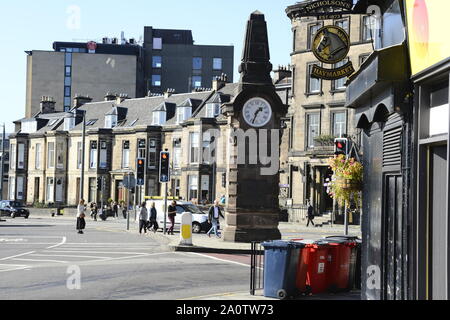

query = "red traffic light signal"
[334, 138, 348, 156]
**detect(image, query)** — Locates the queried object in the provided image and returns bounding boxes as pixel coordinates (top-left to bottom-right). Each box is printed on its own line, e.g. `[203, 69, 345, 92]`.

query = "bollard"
[179, 212, 193, 246]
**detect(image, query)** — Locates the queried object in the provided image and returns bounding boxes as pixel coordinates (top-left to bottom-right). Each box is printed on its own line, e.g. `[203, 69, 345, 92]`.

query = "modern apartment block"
[25, 27, 234, 118]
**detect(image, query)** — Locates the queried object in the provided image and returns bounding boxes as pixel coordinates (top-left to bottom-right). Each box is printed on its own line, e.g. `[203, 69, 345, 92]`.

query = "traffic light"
[334, 138, 348, 156]
[159, 151, 170, 183]
[97, 177, 102, 191]
[136, 158, 145, 185]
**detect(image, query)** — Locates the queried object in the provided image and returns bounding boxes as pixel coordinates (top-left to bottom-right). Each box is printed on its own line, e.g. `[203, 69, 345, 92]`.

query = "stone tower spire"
[238, 11, 273, 86]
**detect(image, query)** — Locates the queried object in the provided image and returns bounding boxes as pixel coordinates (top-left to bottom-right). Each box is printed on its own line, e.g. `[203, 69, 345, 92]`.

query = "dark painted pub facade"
[347, 0, 450, 300]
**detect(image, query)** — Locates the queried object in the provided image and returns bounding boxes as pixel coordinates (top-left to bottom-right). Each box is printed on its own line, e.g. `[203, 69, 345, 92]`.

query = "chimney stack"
[116, 93, 129, 104]
[40, 96, 56, 114]
[104, 92, 116, 101]
[164, 88, 176, 99]
[212, 73, 229, 91]
[73, 94, 93, 109]
[272, 65, 292, 83]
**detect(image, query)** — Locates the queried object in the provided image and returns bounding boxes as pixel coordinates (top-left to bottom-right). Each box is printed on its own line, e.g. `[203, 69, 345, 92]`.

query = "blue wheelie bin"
[261, 240, 305, 299]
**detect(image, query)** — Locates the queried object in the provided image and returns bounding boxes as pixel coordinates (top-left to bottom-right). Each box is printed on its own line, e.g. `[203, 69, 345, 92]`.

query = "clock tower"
[222, 11, 287, 242]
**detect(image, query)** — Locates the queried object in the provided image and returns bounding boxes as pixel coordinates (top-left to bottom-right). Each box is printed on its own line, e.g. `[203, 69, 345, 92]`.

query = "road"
[0, 216, 251, 300]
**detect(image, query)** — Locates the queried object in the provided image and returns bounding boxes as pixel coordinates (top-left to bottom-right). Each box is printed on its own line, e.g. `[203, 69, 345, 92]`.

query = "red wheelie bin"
[295, 240, 330, 294]
[322, 238, 355, 292]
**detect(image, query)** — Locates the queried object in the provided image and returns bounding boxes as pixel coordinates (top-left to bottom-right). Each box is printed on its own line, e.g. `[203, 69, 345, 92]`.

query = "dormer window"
[176, 107, 192, 124]
[152, 111, 166, 126]
[105, 114, 117, 128]
[21, 120, 37, 134]
[206, 103, 221, 118]
[64, 116, 75, 131]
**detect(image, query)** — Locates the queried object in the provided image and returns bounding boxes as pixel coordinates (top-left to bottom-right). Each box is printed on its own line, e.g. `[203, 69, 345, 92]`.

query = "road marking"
[185, 252, 251, 268]
[13, 258, 68, 264]
[30, 254, 111, 260]
[0, 265, 30, 273]
[0, 238, 26, 242]
[0, 251, 35, 261]
[46, 250, 154, 255]
[46, 236, 66, 249]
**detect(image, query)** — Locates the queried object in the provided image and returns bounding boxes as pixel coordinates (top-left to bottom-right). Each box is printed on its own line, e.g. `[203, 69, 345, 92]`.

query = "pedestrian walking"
[76, 199, 86, 234]
[167, 201, 177, 235]
[139, 202, 149, 234]
[121, 202, 127, 219]
[306, 200, 315, 227]
[148, 202, 159, 233]
[113, 201, 119, 218]
[91, 202, 98, 221]
[207, 200, 225, 238]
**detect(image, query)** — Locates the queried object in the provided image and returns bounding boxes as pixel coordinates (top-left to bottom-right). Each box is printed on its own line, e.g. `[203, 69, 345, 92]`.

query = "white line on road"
[0, 251, 36, 261]
[13, 258, 68, 264]
[29, 254, 111, 260]
[186, 252, 251, 268]
[45, 250, 154, 255]
[46, 236, 66, 249]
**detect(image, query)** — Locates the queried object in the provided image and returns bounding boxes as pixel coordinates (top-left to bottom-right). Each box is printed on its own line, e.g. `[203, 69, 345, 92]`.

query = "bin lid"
[321, 238, 348, 244]
[325, 235, 360, 241]
[261, 240, 294, 249]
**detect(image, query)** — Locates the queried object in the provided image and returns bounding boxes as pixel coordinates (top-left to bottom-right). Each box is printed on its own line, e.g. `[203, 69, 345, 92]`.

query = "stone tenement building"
[282, 2, 373, 215]
[8, 72, 290, 207]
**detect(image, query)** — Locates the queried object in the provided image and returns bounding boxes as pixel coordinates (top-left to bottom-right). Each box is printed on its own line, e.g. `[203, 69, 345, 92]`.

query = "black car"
[0, 200, 30, 218]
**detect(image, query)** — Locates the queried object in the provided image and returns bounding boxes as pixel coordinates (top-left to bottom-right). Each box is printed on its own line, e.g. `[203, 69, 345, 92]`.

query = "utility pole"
[79, 112, 86, 202]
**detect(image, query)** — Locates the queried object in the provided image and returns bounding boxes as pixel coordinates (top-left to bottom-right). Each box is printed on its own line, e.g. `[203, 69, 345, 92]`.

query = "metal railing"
[288, 204, 308, 223]
[250, 241, 264, 295]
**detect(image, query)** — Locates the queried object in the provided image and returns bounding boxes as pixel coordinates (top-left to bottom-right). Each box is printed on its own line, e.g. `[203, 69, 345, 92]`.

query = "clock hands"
[252, 107, 263, 124]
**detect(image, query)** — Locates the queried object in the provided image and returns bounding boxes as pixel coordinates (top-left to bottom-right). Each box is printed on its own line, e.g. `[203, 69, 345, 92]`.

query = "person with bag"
[147, 202, 159, 233]
[76, 199, 86, 234]
[167, 201, 177, 235]
[139, 202, 149, 234]
[207, 200, 225, 238]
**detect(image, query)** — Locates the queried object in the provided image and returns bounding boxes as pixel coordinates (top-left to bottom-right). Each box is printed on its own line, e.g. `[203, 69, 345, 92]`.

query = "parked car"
[0, 200, 30, 218]
[145, 200, 214, 233]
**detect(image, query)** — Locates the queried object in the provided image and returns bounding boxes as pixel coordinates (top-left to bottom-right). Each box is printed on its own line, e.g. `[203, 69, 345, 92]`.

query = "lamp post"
[0, 123, 5, 200]
[77, 112, 86, 202]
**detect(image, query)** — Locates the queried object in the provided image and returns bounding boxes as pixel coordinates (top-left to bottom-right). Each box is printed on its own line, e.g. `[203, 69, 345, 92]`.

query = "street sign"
[123, 173, 136, 190]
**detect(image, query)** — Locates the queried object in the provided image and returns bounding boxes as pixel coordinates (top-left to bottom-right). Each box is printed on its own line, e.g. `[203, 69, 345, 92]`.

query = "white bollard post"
[179, 212, 193, 246]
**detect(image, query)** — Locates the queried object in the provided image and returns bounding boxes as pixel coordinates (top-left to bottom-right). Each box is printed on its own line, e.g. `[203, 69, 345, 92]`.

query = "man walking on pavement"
[207, 200, 225, 238]
[306, 200, 315, 227]
[139, 202, 149, 234]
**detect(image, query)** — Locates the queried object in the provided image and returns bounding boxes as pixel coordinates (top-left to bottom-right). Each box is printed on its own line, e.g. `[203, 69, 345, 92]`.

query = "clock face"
[242, 98, 272, 128]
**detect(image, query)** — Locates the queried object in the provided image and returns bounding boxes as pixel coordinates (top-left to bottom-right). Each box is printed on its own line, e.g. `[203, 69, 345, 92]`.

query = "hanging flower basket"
[335, 177, 362, 191]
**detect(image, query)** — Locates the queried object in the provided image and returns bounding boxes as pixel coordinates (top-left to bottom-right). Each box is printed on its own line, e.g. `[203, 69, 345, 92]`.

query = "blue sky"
[0, 0, 295, 133]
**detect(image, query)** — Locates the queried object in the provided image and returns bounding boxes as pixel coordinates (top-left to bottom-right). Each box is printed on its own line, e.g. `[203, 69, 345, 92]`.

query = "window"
[173, 139, 181, 169]
[202, 131, 213, 165]
[64, 77, 71, 86]
[77, 141, 83, 169]
[99, 141, 107, 169]
[335, 18, 350, 34]
[57, 142, 64, 169]
[153, 37, 162, 50]
[65, 66, 72, 77]
[47, 142, 55, 168]
[86, 119, 98, 126]
[332, 59, 349, 91]
[148, 139, 157, 169]
[189, 132, 200, 164]
[122, 141, 130, 169]
[10, 144, 15, 169]
[293, 29, 297, 51]
[17, 144, 25, 169]
[89, 141, 97, 169]
[306, 113, 320, 149]
[308, 23, 322, 50]
[213, 58, 222, 70]
[152, 74, 161, 87]
[152, 56, 162, 68]
[307, 63, 321, 94]
[359, 54, 370, 66]
[188, 175, 198, 201]
[332, 111, 347, 138]
[64, 86, 71, 97]
[35, 143, 41, 169]
[362, 15, 374, 41]
[193, 57, 202, 70]
[88, 178, 96, 203]
[16, 176, 24, 200]
[147, 178, 157, 197]
[46, 178, 54, 203]
[206, 103, 220, 118]
[192, 76, 202, 89]
[65, 53, 72, 66]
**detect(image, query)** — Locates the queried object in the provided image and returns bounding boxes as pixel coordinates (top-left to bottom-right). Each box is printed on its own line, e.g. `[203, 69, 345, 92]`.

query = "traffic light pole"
[163, 182, 168, 234]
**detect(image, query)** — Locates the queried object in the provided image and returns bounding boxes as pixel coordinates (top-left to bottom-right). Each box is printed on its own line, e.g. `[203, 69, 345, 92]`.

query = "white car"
[145, 200, 213, 233]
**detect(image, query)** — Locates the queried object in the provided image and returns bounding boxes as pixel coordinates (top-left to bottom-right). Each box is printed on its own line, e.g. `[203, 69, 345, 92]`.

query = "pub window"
[307, 63, 321, 94]
[332, 111, 347, 138]
[307, 23, 322, 50]
[306, 113, 320, 149]
[332, 59, 349, 91]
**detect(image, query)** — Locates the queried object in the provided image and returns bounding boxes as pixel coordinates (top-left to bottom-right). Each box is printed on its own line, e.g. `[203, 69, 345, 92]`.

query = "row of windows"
[292, 111, 347, 150]
[294, 16, 377, 52]
[150, 75, 222, 89]
[63, 51, 73, 112]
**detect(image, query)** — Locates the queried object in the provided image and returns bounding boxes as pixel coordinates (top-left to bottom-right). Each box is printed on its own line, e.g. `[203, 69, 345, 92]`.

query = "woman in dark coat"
[148, 202, 159, 233]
